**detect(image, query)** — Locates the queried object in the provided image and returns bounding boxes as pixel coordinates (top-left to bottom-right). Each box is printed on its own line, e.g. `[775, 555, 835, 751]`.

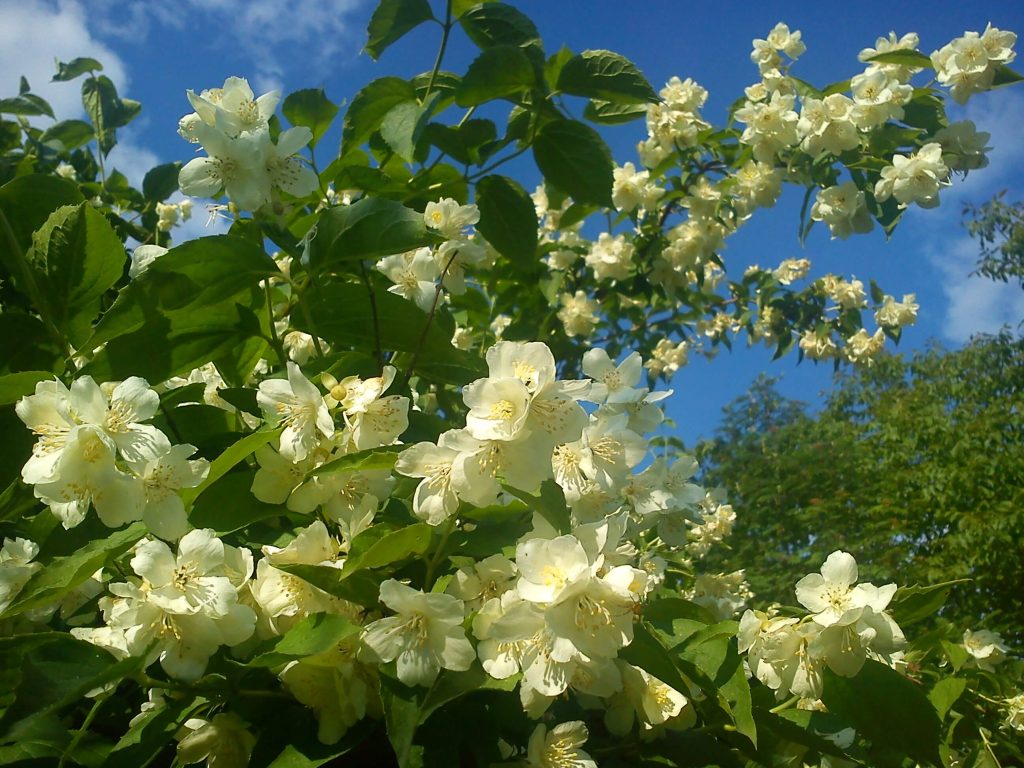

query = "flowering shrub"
[0, 3, 1021, 766]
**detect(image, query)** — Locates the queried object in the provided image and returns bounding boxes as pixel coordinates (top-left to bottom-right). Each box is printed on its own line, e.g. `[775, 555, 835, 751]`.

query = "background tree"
[964, 192, 1024, 288]
[698, 331, 1024, 642]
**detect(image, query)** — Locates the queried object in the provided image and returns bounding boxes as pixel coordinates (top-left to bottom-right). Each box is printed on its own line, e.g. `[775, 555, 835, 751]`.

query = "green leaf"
[1, 523, 146, 618]
[39, 119, 95, 151]
[556, 49, 658, 104]
[0, 94, 55, 119]
[81, 75, 141, 155]
[619, 621, 690, 694]
[424, 119, 497, 165]
[250, 613, 360, 668]
[342, 522, 432, 576]
[282, 88, 339, 148]
[475, 175, 538, 270]
[0, 174, 84, 308]
[532, 119, 613, 206]
[365, 0, 435, 60]
[310, 444, 404, 477]
[303, 282, 485, 386]
[189, 470, 284, 534]
[342, 77, 417, 153]
[142, 162, 183, 203]
[821, 662, 941, 766]
[865, 49, 934, 69]
[0, 633, 137, 733]
[52, 57, 103, 82]
[310, 197, 436, 267]
[104, 694, 201, 768]
[458, 3, 540, 49]
[276, 564, 383, 608]
[29, 203, 126, 346]
[928, 676, 966, 721]
[582, 99, 647, 125]
[182, 427, 281, 506]
[504, 480, 569, 533]
[890, 580, 968, 626]
[992, 64, 1024, 89]
[0, 371, 52, 405]
[83, 235, 277, 383]
[455, 45, 536, 107]
[380, 100, 427, 163]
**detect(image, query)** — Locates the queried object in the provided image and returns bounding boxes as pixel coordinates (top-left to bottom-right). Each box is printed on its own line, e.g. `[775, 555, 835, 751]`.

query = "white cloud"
[927, 234, 1024, 343]
[90, 0, 369, 87]
[943, 89, 1024, 205]
[907, 88, 1024, 343]
[0, 0, 128, 118]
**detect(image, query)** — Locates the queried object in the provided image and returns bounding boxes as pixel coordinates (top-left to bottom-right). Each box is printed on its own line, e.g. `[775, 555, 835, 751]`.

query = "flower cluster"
[932, 25, 1017, 104]
[178, 77, 318, 211]
[739, 551, 905, 702]
[16, 377, 207, 538]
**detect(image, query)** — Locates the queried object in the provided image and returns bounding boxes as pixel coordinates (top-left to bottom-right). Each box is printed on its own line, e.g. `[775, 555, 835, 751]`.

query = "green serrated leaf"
[582, 99, 648, 125]
[249, 613, 360, 668]
[39, 119, 95, 151]
[475, 175, 538, 269]
[283, 88, 339, 148]
[866, 49, 933, 69]
[458, 3, 539, 49]
[557, 49, 658, 104]
[2, 523, 146, 618]
[532, 119, 613, 206]
[928, 676, 966, 721]
[342, 77, 417, 153]
[455, 45, 536, 107]
[0, 94, 55, 119]
[822, 661, 941, 766]
[311, 444, 404, 477]
[142, 162, 183, 203]
[364, 0, 435, 60]
[52, 57, 103, 82]
[380, 100, 427, 163]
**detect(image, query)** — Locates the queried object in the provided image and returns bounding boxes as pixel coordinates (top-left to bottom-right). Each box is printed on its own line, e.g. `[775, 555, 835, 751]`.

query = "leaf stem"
[400, 249, 458, 389]
[358, 260, 384, 368]
[423, 0, 454, 104]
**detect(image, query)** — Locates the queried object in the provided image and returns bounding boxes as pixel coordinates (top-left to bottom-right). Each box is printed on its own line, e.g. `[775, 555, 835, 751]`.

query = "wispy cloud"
[0, 0, 129, 118]
[907, 88, 1024, 342]
[89, 0, 369, 88]
[926, 235, 1024, 342]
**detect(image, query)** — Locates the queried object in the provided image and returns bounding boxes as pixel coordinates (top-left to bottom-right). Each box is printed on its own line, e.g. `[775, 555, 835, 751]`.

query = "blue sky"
[2, 0, 1023, 444]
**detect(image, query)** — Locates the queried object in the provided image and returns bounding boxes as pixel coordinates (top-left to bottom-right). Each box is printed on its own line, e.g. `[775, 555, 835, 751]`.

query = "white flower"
[844, 328, 885, 365]
[875, 293, 918, 328]
[734, 92, 800, 163]
[526, 721, 596, 768]
[177, 713, 256, 768]
[933, 120, 991, 171]
[963, 628, 1009, 671]
[811, 182, 873, 240]
[131, 530, 239, 617]
[585, 232, 634, 281]
[582, 348, 645, 404]
[1006, 693, 1024, 733]
[514, 535, 593, 605]
[874, 143, 949, 209]
[130, 444, 209, 541]
[179, 122, 269, 211]
[795, 550, 896, 627]
[185, 76, 279, 137]
[557, 291, 600, 338]
[33, 425, 145, 529]
[932, 26, 1017, 104]
[424, 198, 479, 239]
[360, 579, 474, 687]
[859, 32, 923, 82]
[798, 95, 860, 158]
[0, 538, 42, 613]
[257, 362, 334, 462]
[612, 162, 665, 213]
[129, 245, 169, 279]
[377, 248, 439, 311]
[395, 434, 461, 526]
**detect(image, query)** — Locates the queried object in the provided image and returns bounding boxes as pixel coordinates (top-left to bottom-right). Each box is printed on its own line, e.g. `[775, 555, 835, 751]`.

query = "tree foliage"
[698, 332, 1024, 642]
